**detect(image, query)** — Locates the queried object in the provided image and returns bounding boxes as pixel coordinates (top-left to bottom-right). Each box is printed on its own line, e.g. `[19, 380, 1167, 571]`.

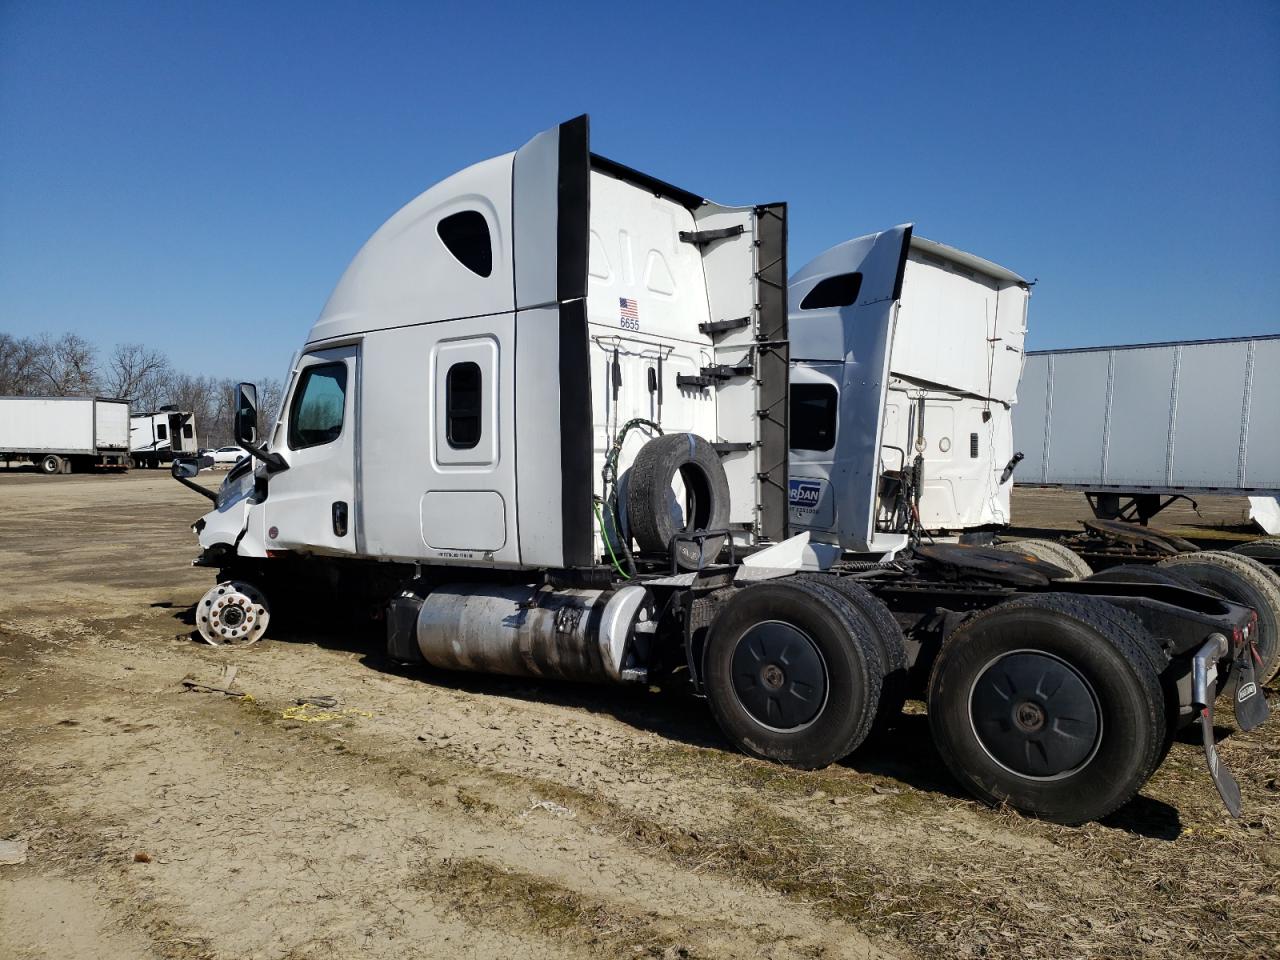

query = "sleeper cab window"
[156, 423, 168, 440]
[791, 383, 839, 451]
[799, 272, 862, 310]
[437, 210, 493, 278]
[288, 362, 348, 450]
[446, 361, 482, 449]
[183, 423, 194, 439]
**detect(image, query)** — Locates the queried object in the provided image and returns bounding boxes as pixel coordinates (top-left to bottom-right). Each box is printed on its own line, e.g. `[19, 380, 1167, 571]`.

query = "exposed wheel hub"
[197, 581, 270, 646]
[969, 651, 1101, 779]
[731, 622, 827, 731]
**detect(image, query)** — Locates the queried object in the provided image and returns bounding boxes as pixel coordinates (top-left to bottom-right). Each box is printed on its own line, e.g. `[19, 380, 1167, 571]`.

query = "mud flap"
[1232, 638, 1270, 732]
[1192, 634, 1242, 818]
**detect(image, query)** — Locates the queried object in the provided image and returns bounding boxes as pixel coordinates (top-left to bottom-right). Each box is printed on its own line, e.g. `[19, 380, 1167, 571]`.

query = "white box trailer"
[0, 396, 131, 473]
[167, 117, 1269, 825]
[1014, 335, 1280, 522]
[130, 409, 199, 468]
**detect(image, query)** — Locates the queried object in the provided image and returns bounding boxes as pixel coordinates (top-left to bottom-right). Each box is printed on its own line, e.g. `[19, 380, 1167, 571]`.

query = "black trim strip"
[590, 153, 705, 210]
[556, 118, 595, 567]
[892, 224, 913, 302]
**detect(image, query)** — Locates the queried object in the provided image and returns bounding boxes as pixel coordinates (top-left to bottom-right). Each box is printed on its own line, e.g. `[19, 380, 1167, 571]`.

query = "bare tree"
[28, 333, 98, 396]
[0, 333, 44, 395]
[103, 343, 171, 409]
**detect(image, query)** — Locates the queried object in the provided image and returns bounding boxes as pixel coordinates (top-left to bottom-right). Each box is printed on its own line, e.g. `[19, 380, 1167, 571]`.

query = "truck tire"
[797, 573, 909, 732]
[38, 454, 62, 475]
[927, 593, 1166, 825]
[627, 433, 730, 570]
[1231, 538, 1280, 567]
[703, 577, 883, 769]
[994, 538, 1093, 579]
[1158, 551, 1280, 684]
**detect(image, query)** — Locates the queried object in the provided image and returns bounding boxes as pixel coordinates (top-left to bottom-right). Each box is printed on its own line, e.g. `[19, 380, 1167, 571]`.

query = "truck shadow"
[164, 603, 1185, 840]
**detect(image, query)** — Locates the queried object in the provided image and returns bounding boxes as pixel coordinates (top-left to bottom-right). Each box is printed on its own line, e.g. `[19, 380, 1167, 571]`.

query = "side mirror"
[172, 458, 200, 480]
[234, 382, 258, 446]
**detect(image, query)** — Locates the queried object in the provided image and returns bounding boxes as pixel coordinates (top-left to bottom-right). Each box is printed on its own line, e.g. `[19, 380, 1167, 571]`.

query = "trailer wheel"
[704, 578, 883, 769]
[196, 580, 271, 646]
[627, 433, 730, 570]
[994, 539, 1092, 579]
[927, 593, 1165, 825]
[38, 454, 62, 475]
[1159, 551, 1280, 684]
[797, 574, 908, 732]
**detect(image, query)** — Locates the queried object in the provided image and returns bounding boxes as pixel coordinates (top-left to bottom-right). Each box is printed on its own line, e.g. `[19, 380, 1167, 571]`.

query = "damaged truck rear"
[173, 116, 1270, 825]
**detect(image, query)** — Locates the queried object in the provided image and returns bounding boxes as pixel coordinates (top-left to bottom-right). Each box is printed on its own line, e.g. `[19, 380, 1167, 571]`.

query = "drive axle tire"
[1086, 564, 1203, 591]
[704, 578, 883, 769]
[1231, 538, 1280, 567]
[627, 433, 730, 570]
[995, 538, 1092, 579]
[927, 593, 1165, 825]
[798, 573, 908, 732]
[38, 454, 62, 475]
[1158, 551, 1280, 684]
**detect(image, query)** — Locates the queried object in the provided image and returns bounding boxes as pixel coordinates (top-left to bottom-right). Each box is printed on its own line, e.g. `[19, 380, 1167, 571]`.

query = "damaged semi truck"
[173, 117, 1269, 825]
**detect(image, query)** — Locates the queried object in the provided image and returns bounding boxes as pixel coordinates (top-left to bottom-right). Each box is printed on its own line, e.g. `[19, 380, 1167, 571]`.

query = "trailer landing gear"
[197, 581, 270, 646]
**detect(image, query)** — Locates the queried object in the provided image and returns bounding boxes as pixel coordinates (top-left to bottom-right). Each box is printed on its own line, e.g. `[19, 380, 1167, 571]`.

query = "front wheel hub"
[197, 581, 270, 646]
[731, 621, 828, 731]
[969, 650, 1102, 779]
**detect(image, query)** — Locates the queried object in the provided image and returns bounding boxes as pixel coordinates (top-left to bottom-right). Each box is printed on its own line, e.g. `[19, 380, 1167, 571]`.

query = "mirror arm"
[237, 440, 289, 473]
[170, 463, 218, 502]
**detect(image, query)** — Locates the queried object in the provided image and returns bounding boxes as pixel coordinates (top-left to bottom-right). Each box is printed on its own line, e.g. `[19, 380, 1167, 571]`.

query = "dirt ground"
[1, 472, 1277, 960]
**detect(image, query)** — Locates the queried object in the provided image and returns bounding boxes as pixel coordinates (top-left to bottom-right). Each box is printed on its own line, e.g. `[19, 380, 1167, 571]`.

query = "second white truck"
[0, 395, 131, 473]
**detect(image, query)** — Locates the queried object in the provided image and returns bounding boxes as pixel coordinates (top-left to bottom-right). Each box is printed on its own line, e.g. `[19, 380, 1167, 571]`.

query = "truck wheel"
[797, 573, 908, 732]
[196, 581, 271, 646]
[1158, 551, 1280, 684]
[627, 433, 730, 570]
[995, 539, 1092, 579]
[1231, 538, 1280, 567]
[703, 578, 883, 769]
[38, 454, 62, 475]
[927, 593, 1165, 825]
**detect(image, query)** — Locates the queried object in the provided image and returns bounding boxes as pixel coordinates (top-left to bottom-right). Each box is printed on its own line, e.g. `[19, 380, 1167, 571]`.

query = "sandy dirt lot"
[1, 472, 1277, 960]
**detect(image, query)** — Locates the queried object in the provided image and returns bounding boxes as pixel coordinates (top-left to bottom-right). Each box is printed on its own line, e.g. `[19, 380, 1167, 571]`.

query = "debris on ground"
[133, 851, 152, 864]
[521, 799, 575, 820]
[0, 839, 28, 865]
[294, 695, 339, 708]
[181, 664, 244, 697]
[280, 703, 372, 723]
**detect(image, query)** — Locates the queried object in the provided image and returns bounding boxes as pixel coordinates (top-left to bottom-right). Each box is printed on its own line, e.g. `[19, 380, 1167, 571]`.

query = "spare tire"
[627, 433, 730, 570]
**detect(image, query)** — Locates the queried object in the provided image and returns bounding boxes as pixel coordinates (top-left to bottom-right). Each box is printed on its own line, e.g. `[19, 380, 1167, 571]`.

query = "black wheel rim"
[969, 650, 1102, 780]
[731, 621, 828, 731]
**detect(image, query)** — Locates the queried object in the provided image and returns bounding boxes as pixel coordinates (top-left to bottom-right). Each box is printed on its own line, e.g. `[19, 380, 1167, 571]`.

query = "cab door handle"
[332, 501, 349, 537]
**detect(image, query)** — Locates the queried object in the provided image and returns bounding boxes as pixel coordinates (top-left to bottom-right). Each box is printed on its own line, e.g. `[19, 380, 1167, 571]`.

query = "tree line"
[1, 331, 283, 448]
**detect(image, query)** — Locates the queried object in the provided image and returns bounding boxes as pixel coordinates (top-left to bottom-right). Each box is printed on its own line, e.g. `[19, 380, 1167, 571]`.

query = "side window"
[156, 423, 168, 440]
[790, 384, 838, 451]
[288, 362, 348, 450]
[182, 423, 194, 439]
[446, 361, 482, 449]
[799, 272, 862, 310]
[437, 211, 493, 278]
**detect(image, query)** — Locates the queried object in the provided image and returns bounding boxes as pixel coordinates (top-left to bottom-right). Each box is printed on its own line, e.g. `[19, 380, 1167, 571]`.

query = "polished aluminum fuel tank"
[415, 582, 651, 683]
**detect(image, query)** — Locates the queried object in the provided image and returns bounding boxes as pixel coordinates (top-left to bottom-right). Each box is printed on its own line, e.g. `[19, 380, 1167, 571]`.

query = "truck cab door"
[788, 224, 913, 554]
[263, 344, 359, 554]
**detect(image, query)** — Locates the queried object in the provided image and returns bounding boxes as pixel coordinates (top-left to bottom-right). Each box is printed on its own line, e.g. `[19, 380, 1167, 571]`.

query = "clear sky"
[2, 1, 1277, 380]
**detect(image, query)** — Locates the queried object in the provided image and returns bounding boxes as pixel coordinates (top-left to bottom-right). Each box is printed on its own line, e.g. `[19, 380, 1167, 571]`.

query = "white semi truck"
[0, 396, 131, 473]
[171, 117, 1268, 825]
[130, 408, 199, 468]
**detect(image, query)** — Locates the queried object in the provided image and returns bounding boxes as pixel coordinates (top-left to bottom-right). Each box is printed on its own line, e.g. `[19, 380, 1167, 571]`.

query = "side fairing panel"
[788, 225, 912, 552]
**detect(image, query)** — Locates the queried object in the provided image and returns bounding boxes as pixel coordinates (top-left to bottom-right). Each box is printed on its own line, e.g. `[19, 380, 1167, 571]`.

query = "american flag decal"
[619, 297, 639, 321]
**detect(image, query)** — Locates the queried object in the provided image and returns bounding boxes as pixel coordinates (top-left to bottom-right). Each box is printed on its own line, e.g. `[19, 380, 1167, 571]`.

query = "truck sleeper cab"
[176, 118, 1268, 826]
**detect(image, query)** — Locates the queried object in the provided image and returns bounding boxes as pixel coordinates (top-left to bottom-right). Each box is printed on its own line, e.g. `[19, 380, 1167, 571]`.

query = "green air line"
[593, 499, 631, 580]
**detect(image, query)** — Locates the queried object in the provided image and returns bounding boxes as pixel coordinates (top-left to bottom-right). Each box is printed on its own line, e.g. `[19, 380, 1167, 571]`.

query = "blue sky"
[1, 1, 1277, 380]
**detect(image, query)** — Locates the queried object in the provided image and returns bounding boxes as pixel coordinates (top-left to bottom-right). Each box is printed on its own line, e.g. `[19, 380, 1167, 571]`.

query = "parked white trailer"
[130, 408, 198, 468]
[0, 396, 131, 473]
[170, 118, 1268, 825]
[1014, 335, 1280, 522]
